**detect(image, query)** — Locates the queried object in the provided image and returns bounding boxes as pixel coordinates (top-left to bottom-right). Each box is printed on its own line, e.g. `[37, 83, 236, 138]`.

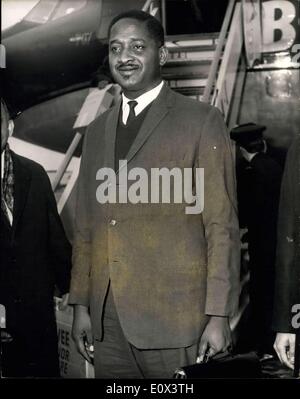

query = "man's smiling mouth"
[118, 65, 139, 70]
[117, 64, 140, 76]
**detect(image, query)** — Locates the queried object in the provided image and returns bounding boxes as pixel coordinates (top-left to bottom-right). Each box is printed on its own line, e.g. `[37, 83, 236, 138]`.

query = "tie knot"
[128, 100, 138, 111]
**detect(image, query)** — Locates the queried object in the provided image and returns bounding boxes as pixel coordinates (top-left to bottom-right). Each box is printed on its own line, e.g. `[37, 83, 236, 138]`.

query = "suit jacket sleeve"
[197, 106, 240, 317]
[272, 139, 297, 333]
[43, 167, 72, 295]
[69, 131, 92, 306]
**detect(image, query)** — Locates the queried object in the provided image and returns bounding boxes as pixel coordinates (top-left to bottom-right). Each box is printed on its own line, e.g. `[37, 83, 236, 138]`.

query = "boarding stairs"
[163, 33, 218, 101]
[161, 0, 245, 127]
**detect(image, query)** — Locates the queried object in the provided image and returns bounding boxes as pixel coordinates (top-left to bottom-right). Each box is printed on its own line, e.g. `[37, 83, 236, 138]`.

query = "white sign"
[55, 298, 94, 378]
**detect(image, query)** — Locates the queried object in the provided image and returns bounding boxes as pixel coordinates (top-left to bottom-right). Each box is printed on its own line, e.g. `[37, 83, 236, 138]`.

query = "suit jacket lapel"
[103, 84, 175, 175]
[104, 99, 122, 171]
[11, 153, 31, 233]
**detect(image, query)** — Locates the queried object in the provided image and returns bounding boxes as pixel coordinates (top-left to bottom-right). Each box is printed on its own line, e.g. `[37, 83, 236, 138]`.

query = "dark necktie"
[126, 100, 138, 125]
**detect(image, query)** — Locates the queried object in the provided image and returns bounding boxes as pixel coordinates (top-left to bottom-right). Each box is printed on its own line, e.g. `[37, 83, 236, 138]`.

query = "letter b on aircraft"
[262, 1, 297, 53]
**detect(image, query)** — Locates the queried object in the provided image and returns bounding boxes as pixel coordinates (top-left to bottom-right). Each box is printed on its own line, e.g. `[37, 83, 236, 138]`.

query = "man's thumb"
[197, 339, 208, 363]
[86, 330, 94, 345]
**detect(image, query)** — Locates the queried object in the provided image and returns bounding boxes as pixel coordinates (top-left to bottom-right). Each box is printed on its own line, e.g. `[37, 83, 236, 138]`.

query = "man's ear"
[8, 120, 14, 137]
[159, 46, 168, 66]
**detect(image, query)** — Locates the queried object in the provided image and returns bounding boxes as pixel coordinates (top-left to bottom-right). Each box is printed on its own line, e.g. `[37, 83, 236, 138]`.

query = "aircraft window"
[51, 0, 87, 20]
[24, 0, 58, 24]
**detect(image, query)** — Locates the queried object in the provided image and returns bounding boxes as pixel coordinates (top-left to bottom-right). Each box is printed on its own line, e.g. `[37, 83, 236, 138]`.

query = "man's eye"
[133, 44, 145, 51]
[110, 46, 121, 53]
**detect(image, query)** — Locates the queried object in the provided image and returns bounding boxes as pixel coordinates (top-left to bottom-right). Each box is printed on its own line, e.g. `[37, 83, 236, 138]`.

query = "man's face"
[109, 18, 167, 98]
[1, 103, 10, 152]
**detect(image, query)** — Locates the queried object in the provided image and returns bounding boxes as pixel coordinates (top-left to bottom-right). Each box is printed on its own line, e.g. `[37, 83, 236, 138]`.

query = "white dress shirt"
[121, 80, 164, 125]
[1, 150, 13, 225]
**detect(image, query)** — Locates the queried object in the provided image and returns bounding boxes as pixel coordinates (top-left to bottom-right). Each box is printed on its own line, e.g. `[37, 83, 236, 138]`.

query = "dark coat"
[0, 152, 72, 377]
[273, 137, 300, 333]
[69, 84, 241, 349]
[237, 152, 283, 352]
[238, 152, 282, 267]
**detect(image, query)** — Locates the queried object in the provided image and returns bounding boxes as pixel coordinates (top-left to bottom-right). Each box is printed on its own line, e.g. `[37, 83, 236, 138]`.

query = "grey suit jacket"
[69, 84, 240, 349]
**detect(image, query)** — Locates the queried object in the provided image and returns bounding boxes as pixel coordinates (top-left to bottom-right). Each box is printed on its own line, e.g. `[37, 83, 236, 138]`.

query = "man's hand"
[274, 333, 295, 369]
[58, 293, 69, 311]
[72, 305, 94, 363]
[198, 316, 232, 362]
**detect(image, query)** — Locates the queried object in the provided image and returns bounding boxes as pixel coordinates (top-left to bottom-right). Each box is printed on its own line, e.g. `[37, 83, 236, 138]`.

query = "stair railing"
[142, 0, 160, 16]
[142, 0, 154, 12]
[212, 1, 244, 121]
[202, 0, 237, 104]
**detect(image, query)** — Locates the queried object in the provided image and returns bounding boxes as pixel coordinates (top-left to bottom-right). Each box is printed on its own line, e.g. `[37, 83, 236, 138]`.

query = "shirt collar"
[1, 151, 4, 179]
[121, 80, 164, 123]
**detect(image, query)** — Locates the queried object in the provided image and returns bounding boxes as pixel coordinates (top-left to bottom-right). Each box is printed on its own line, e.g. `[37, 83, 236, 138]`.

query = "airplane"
[1, 0, 147, 154]
[1, 0, 227, 155]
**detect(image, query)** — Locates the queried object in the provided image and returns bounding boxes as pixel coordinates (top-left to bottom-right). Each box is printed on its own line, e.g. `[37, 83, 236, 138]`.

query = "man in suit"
[70, 10, 240, 378]
[273, 137, 300, 371]
[0, 98, 72, 377]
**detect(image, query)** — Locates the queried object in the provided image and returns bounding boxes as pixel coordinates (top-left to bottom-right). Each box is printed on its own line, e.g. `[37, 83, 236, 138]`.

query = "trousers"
[94, 284, 199, 378]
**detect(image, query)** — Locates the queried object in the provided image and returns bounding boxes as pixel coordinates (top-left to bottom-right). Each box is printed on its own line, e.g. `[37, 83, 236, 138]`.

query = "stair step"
[165, 32, 220, 44]
[168, 50, 215, 61]
[165, 58, 212, 67]
[163, 63, 211, 79]
[167, 44, 216, 53]
[167, 40, 216, 48]
[163, 72, 209, 81]
[169, 85, 205, 95]
[168, 78, 207, 89]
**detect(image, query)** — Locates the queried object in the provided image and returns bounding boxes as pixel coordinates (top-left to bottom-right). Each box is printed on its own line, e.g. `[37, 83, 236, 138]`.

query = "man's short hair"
[108, 10, 165, 46]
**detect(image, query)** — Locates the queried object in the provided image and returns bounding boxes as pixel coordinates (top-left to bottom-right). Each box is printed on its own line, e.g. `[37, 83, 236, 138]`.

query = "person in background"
[0, 98, 72, 377]
[273, 136, 300, 371]
[231, 123, 283, 358]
